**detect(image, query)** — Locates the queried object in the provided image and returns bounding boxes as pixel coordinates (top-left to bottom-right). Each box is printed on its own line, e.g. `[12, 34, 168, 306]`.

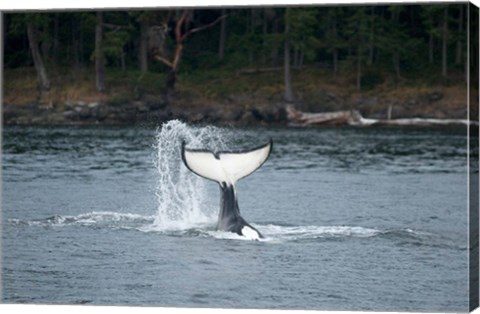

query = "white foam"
[252, 224, 380, 242]
[9, 212, 385, 243]
[204, 230, 255, 241]
[74, 211, 150, 222]
[200, 224, 380, 242]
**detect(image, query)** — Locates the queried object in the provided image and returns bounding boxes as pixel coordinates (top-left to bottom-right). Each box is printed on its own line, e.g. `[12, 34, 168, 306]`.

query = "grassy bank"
[3, 64, 472, 122]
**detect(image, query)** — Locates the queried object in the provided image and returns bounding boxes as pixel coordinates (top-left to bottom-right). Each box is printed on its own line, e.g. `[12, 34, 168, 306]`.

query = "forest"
[3, 3, 479, 126]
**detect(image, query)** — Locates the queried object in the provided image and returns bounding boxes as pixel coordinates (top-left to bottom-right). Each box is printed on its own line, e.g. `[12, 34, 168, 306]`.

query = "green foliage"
[104, 30, 130, 63]
[289, 8, 322, 61]
[321, 7, 348, 52]
[344, 6, 370, 47]
[6, 14, 27, 35]
[375, 6, 421, 63]
[4, 3, 469, 96]
[420, 4, 446, 38]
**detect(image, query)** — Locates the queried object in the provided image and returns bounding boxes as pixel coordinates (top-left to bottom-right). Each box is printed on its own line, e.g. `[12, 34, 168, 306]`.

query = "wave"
[7, 212, 464, 250]
[8, 211, 155, 230]
[251, 224, 381, 242]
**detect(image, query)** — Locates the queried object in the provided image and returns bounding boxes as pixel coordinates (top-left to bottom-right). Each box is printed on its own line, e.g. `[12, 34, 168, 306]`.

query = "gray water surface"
[2, 123, 470, 311]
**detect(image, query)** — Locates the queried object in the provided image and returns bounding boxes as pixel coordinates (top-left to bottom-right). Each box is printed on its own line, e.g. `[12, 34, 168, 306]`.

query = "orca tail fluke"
[181, 139, 272, 186]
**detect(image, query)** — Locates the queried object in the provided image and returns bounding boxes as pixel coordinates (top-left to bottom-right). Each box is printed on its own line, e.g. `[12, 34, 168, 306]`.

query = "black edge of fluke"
[180, 140, 193, 175]
[182, 138, 273, 156]
[181, 139, 218, 183]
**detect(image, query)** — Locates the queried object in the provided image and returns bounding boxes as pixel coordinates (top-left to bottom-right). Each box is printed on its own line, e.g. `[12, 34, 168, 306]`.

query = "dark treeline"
[3, 3, 477, 103]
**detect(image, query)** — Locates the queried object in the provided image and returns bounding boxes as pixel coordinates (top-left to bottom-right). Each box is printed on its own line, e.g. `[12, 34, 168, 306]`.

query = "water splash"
[7, 212, 154, 229]
[7, 215, 465, 249]
[204, 224, 382, 242]
[151, 120, 231, 231]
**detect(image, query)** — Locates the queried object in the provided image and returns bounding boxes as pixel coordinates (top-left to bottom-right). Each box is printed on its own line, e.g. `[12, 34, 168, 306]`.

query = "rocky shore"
[2, 89, 474, 127]
[2, 99, 287, 126]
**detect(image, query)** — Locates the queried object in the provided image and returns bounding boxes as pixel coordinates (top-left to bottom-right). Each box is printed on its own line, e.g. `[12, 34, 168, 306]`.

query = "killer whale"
[181, 140, 273, 240]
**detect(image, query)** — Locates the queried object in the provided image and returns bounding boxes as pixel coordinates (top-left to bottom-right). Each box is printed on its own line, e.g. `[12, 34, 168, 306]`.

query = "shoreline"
[4, 66, 476, 128]
[2, 90, 476, 128]
[2, 102, 476, 129]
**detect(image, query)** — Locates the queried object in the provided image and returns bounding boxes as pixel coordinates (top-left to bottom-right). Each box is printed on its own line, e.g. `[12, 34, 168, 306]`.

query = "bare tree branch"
[153, 54, 174, 68]
[176, 11, 188, 43]
[181, 14, 229, 42]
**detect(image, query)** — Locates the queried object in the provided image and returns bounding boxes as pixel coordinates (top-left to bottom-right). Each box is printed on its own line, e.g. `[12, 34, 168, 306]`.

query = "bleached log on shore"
[374, 117, 475, 126]
[285, 105, 361, 126]
[286, 105, 478, 127]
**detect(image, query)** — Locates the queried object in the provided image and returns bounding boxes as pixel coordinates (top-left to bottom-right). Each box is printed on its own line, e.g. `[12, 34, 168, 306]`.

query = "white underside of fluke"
[182, 142, 272, 185]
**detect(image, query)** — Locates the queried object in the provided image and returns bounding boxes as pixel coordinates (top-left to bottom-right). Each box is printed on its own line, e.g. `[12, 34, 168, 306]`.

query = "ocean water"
[1, 121, 471, 311]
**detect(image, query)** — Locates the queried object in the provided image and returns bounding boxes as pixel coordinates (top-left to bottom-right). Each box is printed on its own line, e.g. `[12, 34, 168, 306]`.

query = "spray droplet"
[152, 120, 231, 230]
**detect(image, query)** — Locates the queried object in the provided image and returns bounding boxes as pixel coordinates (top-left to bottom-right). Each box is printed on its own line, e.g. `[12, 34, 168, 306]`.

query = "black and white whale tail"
[181, 140, 273, 240]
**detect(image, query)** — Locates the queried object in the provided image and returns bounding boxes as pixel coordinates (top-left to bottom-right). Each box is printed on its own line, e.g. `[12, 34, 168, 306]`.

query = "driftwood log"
[286, 105, 478, 127]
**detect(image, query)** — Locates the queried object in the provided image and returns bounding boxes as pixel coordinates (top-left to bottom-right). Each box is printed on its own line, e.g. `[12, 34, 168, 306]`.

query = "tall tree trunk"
[165, 43, 184, 102]
[455, 4, 464, 65]
[393, 53, 400, 79]
[165, 70, 177, 103]
[356, 44, 362, 91]
[121, 50, 126, 72]
[261, 8, 268, 66]
[410, 6, 418, 36]
[442, 6, 448, 81]
[138, 20, 149, 73]
[429, 33, 434, 64]
[368, 6, 375, 66]
[299, 50, 304, 70]
[271, 17, 279, 66]
[333, 48, 338, 77]
[26, 21, 50, 94]
[356, 9, 364, 91]
[218, 8, 227, 61]
[41, 21, 50, 65]
[248, 9, 255, 66]
[72, 17, 80, 69]
[163, 13, 188, 101]
[79, 18, 84, 66]
[284, 9, 294, 103]
[332, 11, 338, 77]
[392, 9, 401, 79]
[53, 14, 59, 66]
[95, 11, 106, 92]
[153, 10, 227, 102]
[293, 46, 299, 68]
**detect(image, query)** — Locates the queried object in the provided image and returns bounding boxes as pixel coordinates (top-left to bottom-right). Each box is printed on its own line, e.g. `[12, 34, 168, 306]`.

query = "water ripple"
[7, 212, 465, 251]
